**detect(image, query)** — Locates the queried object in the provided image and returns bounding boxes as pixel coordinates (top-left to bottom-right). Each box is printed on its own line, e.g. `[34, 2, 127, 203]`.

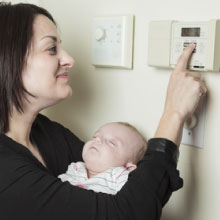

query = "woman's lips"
[57, 72, 69, 79]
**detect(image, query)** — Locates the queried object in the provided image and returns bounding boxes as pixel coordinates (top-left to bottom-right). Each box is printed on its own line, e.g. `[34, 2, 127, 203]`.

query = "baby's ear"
[125, 163, 137, 171]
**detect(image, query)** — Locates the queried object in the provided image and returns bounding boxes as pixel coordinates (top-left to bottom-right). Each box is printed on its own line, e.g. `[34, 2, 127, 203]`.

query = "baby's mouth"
[90, 146, 99, 152]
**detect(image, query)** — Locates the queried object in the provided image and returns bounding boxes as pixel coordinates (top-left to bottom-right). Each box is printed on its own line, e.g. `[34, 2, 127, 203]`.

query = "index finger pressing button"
[175, 43, 196, 71]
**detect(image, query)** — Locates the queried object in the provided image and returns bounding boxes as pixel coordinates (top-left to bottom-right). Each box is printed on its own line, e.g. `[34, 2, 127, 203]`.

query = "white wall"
[37, 0, 220, 219]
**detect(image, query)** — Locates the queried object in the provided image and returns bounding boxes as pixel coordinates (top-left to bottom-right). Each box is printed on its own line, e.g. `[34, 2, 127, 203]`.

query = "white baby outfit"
[58, 162, 131, 195]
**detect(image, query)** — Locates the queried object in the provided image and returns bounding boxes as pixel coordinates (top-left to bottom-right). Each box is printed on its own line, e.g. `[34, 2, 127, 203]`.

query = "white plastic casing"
[148, 19, 220, 72]
[181, 97, 206, 148]
[92, 15, 134, 69]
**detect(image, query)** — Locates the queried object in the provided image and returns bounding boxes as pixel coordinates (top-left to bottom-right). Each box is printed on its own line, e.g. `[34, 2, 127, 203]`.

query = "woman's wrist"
[154, 111, 184, 146]
[147, 138, 179, 165]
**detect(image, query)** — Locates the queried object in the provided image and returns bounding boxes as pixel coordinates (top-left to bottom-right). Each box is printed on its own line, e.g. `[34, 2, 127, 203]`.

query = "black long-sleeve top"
[0, 114, 183, 220]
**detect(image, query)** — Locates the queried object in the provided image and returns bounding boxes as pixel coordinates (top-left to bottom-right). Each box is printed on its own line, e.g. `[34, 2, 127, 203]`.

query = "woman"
[0, 2, 206, 220]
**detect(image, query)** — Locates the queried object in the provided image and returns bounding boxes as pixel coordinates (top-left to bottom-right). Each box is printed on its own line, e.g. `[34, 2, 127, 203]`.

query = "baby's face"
[82, 123, 144, 173]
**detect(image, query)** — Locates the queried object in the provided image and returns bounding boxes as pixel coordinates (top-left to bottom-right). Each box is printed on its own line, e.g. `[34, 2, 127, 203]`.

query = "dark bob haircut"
[0, 2, 55, 133]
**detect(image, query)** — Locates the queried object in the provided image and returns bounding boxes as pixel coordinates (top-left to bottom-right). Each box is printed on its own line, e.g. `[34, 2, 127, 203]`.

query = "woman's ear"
[125, 162, 137, 171]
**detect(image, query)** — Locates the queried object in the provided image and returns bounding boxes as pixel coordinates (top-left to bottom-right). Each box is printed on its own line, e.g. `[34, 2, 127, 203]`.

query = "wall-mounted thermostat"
[148, 20, 220, 72]
[92, 15, 134, 69]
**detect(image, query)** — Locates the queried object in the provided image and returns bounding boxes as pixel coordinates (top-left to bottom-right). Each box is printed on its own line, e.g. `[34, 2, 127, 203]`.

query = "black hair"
[0, 2, 56, 133]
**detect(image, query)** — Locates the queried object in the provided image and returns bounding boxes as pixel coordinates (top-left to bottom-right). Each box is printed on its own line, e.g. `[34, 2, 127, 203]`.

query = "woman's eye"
[48, 46, 57, 54]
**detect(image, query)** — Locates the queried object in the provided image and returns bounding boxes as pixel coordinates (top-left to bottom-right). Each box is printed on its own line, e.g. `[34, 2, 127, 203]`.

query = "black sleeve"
[0, 138, 183, 220]
[31, 114, 85, 175]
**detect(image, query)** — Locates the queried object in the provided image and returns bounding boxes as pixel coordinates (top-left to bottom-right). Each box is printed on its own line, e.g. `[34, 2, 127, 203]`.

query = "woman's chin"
[58, 90, 72, 102]
[59, 87, 73, 99]
[48, 89, 73, 107]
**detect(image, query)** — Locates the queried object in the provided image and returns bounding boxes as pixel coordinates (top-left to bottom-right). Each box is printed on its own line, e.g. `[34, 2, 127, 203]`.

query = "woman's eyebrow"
[40, 35, 61, 43]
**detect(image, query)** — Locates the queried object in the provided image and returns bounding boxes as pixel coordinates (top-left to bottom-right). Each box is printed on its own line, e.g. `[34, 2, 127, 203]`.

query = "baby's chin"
[83, 157, 107, 173]
[85, 163, 106, 176]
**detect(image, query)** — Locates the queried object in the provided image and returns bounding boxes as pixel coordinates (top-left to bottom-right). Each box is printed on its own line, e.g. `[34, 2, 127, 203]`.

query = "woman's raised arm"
[155, 44, 207, 145]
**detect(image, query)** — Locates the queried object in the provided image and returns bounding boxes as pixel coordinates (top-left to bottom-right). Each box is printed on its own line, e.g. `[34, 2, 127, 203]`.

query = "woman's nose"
[60, 50, 75, 68]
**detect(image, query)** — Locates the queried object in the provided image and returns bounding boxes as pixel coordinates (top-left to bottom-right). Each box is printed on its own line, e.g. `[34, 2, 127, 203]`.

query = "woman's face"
[22, 15, 74, 110]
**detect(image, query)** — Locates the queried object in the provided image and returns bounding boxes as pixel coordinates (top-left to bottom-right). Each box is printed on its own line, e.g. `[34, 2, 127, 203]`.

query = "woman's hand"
[165, 44, 207, 120]
[155, 44, 207, 146]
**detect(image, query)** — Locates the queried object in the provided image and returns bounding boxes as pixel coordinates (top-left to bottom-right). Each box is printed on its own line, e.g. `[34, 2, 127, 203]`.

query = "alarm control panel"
[148, 19, 220, 72]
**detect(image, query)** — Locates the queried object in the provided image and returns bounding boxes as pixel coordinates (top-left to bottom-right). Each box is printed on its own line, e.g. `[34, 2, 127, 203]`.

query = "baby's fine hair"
[116, 122, 147, 162]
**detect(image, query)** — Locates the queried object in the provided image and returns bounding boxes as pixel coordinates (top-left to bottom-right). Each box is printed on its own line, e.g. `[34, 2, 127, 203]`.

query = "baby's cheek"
[106, 152, 121, 166]
[82, 148, 86, 160]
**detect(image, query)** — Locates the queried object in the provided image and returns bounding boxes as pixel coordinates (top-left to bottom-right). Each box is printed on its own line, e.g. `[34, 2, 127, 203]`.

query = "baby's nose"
[94, 137, 102, 144]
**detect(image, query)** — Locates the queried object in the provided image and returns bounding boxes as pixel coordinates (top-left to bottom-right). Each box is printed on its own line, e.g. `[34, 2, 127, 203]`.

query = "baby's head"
[82, 122, 147, 176]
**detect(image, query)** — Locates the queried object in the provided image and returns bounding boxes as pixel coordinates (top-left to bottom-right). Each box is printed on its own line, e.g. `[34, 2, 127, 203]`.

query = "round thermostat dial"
[184, 114, 198, 130]
[95, 28, 105, 41]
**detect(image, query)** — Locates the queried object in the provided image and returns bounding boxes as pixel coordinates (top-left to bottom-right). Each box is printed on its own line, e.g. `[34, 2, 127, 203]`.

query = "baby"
[59, 122, 147, 194]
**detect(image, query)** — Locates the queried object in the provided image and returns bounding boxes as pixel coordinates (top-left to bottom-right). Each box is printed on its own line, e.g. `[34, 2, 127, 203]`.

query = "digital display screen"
[181, 28, 200, 37]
